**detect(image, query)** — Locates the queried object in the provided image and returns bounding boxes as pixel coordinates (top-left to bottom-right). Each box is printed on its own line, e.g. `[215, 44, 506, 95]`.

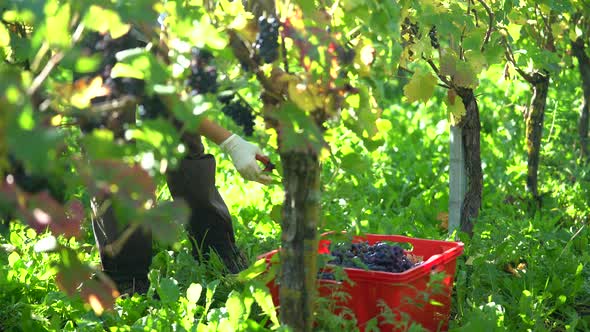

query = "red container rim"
[258, 232, 464, 283]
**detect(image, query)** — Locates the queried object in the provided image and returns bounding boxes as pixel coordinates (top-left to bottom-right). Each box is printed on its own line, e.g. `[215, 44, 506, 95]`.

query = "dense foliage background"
[1, 0, 590, 331]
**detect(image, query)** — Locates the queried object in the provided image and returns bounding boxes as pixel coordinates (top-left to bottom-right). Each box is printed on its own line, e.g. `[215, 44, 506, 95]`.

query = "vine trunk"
[456, 88, 482, 236]
[279, 150, 320, 332]
[525, 73, 549, 199]
[572, 38, 590, 161]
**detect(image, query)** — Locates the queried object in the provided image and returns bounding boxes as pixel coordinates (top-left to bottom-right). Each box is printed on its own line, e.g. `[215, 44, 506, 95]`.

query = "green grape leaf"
[272, 102, 325, 153]
[358, 86, 380, 138]
[157, 277, 180, 304]
[250, 282, 279, 328]
[45, 3, 71, 48]
[410, 35, 434, 59]
[482, 37, 505, 66]
[226, 290, 247, 328]
[237, 258, 268, 282]
[110, 62, 144, 80]
[270, 204, 282, 223]
[7, 123, 64, 174]
[131, 118, 181, 160]
[403, 69, 437, 103]
[83, 5, 130, 38]
[81, 130, 131, 160]
[114, 50, 168, 92]
[296, 0, 316, 17]
[463, 27, 487, 52]
[142, 200, 189, 244]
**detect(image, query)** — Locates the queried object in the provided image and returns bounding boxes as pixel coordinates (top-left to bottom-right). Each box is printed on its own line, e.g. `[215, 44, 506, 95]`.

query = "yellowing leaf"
[439, 49, 458, 77]
[70, 76, 110, 109]
[445, 90, 466, 125]
[0, 23, 10, 47]
[453, 61, 479, 88]
[403, 69, 437, 103]
[506, 23, 522, 41]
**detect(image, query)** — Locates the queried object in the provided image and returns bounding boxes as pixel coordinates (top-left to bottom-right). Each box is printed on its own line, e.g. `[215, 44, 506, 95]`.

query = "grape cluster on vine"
[254, 15, 280, 64]
[325, 241, 421, 273]
[429, 26, 439, 49]
[218, 93, 255, 137]
[76, 31, 163, 133]
[187, 47, 218, 95]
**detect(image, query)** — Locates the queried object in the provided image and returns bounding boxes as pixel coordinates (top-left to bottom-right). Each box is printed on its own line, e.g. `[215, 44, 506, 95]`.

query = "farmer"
[91, 119, 272, 294]
[83, 27, 272, 294]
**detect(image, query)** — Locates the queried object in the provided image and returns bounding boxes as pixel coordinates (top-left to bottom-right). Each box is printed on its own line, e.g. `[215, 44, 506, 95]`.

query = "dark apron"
[91, 131, 245, 283]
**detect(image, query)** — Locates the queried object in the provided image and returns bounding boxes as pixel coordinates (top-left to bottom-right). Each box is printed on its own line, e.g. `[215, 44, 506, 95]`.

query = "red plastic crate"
[258, 233, 464, 331]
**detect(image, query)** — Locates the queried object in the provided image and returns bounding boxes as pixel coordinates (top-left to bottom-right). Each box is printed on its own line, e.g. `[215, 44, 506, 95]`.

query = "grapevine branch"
[425, 58, 453, 88]
[87, 96, 139, 114]
[27, 51, 65, 96]
[476, 0, 494, 52]
[537, 6, 556, 52]
[502, 35, 534, 83]
[27, 22, 85, 97]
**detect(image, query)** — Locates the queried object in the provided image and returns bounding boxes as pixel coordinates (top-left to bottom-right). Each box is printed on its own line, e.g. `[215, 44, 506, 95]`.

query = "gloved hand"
[219, 134, 273, 185]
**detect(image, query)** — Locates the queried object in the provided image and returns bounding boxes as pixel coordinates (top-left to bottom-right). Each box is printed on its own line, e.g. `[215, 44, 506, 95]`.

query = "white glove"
[220, 134, 273, 185]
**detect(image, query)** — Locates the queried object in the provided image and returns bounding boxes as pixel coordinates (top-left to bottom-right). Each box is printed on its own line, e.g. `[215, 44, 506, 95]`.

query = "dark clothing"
[82, 29, 245, 285]
[91, 132, 245, 284]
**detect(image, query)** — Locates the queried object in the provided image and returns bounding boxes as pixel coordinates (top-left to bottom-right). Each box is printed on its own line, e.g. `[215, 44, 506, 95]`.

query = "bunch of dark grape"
[326, 241, 421, 273]
[429, 26, 439, 49]
[187, 47, 218, 95]
[254, 15, 280, 63]
[218, 93, 255, 136]
[401, 18, 420, 41]
[76, 30, 155, 132]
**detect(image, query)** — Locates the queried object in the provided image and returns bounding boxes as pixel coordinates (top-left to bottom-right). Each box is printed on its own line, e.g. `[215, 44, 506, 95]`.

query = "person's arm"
[198, 118, 272, 185]
[197, 118, 232, 145]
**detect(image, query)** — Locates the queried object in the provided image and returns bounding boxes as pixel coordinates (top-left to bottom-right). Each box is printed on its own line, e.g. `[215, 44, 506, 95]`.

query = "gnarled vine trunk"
[524, 73, 550, 199]
[455, 88, 482, 236]
[572, 38, 590, 161]
[279, 150, 320, 332]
